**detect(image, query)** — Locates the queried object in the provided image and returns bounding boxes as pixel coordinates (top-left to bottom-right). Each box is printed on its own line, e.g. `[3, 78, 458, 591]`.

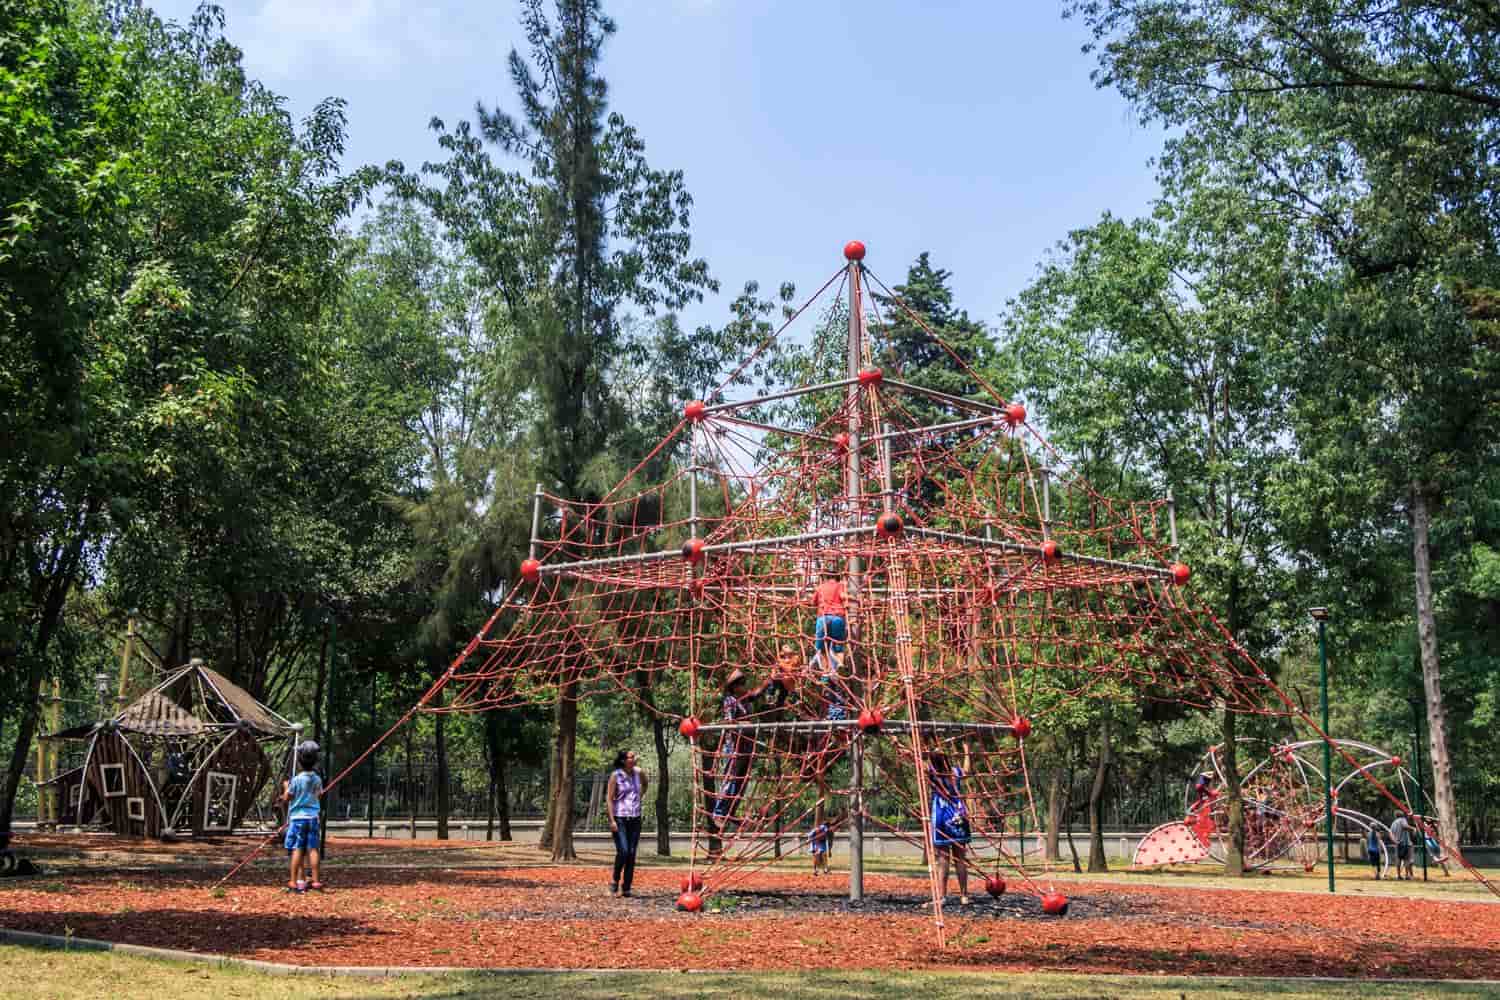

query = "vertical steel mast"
[844, 240, 866, 903]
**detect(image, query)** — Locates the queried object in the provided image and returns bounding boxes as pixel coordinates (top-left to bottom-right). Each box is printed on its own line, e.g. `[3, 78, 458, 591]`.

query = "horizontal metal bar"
[694, 719, 1018, 734]
[536, 526, 878, 576]
[869, 413, 1006, 444]
[881, 379, 1006, 416]
[703, 377, 859, 415]
[905, 526, 1172, 578]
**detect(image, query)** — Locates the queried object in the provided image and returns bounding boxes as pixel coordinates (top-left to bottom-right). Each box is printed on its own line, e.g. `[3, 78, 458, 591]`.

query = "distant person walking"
[607, 749, 647, 897]
[1366, 825, 1383, 879]
[1389, 813, 1416, 880]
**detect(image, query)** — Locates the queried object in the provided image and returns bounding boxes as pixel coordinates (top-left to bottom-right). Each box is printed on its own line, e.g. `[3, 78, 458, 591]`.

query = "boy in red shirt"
[813, 571, 849, 673]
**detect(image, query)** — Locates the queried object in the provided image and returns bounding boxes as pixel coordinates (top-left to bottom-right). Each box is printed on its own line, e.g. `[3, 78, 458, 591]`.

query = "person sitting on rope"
[764, 643, 802, 712]
[927, 748, 973, 906]
[1418, 816, 1453, 877]
[1189, 772, 1217, 815]
[812, 570, 851, 673]
[712, 669, 770, 828]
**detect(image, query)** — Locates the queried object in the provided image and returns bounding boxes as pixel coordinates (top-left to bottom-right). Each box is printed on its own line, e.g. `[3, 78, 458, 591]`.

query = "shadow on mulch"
[0, 908, 383, 958]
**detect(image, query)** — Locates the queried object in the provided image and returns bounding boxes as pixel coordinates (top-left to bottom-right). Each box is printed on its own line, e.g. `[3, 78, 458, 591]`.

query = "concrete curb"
[7, 925, 1500, 988]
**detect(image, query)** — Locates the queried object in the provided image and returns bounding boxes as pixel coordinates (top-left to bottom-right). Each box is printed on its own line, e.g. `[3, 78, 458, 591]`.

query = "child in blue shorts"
[281, 740, 324, 892]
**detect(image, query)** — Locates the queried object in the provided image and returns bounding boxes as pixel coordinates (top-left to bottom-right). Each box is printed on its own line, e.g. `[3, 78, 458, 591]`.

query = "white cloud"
[222, 0, 457, 80]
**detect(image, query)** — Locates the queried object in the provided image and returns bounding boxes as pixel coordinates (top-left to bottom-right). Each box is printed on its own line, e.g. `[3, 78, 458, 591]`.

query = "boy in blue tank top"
[280, 741, 323, 892]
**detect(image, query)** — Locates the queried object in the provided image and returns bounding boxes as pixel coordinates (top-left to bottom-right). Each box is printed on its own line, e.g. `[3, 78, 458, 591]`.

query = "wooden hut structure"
[44, 660, 295, 839]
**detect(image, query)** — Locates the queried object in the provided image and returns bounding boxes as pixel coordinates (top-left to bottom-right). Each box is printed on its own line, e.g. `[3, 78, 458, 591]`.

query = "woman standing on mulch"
[607, 749, 647, 897]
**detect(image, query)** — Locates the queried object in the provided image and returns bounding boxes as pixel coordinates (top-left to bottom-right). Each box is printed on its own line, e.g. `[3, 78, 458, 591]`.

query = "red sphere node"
[682, 537, 706, 564]
[1004, 402, 1026, 427]
[843, 240, 866, 262]
[1041, 892, 1070, 916]
[1390, 755, 1402, 767]
[1041, 540, 1061, 564]
[677, 891, 704, 912]
[678, 716, 701, 740]
[858, 708, 884, 734]
[680, 873, 704, 893]
[1171, 563, 1192, 586]
[833, 431, 850, 453]
[985, 875, 1006, 898]
[876, 512, 903, 539]
[857, 367, 884, 387]
[1011, 716, 1033, 740]
[519, 558, 541, 584]
[684, 399, 708, 422]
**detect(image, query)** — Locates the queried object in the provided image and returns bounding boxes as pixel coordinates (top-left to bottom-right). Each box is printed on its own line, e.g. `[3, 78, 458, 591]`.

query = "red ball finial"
[833, 431, 850, 453]
[519, 558, 541, 584]
[858, 708, 884, 734]
[1041, 540, 1061, 564]
[876, 512, 903, 539]
[682, 537, 706, 564]
[680, 873, 704, 892]
[1390, 755, 1402, 767]
[985, 875, 1006, 898]
[857, 367, 884, 387]
[1004, 402, 1026, 427]
[843, 240, 866, 261]
[678, 716, 701, 740]
[1011, 716, 1033, 740]
[1041, 891, 1069, 916]
[677, 891, 704, 912]
[1170, 563, 1191, 585]
[684, 399, 707, 422]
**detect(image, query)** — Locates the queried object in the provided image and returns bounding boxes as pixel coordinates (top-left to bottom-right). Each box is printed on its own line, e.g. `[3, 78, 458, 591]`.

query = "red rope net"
[287, 252, 1496, 934]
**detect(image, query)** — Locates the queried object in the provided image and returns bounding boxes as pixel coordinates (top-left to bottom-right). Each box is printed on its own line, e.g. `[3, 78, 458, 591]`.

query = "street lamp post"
[1408, 697, 1428, 882]
[1309, 607, 1334, 893]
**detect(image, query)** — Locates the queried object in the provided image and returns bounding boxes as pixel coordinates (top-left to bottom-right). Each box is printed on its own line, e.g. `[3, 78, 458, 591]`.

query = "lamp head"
[1308, 607, 1329, 623]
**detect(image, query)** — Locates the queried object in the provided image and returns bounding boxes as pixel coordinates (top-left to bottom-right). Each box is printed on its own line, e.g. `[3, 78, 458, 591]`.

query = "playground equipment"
[42, 659, 294, 838]
[1132, 738, 1427, 874]
[269, 241, 1497, 943]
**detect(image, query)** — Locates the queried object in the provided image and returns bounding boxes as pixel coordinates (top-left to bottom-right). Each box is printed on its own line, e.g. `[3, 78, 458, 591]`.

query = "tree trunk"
[1087, 716, 1112, 873]
[497, 751, 511, 841]
[545, 681, 578, 861]
[652, 714, 670, 856]
[1045, 766, 1063, 862]
[435, 707, 449, 840]
[1411, 485, 1460, 847]
[1222, 707, 1245, 875]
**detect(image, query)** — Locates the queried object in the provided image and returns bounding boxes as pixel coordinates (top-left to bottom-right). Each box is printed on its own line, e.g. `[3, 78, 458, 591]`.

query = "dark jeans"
[611, 815, 642, 892]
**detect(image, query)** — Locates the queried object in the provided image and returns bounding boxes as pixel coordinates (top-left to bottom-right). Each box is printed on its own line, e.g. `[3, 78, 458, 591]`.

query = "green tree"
[1069, 0, 1500, 849]
[458, 0, 715, 861]
[0, 2, 362, 831]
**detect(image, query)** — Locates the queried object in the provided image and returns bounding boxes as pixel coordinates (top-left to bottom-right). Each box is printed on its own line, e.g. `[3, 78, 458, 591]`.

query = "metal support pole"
[846, 252, 865, 904]
[529, 483, 543, 560]
[116, 613, 137, 713]
[1040, 468, 1051, 538]
[1410, 698, 1428, 881]
[367, 670, 377, 839]
[1167, 489, 1178, 549]
[1318, 616, 1335, 893]
[321, 616, 336, 856]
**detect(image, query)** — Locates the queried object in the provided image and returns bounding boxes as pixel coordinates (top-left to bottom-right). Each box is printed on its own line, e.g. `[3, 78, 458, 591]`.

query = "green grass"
[1, 945, 1494, 1000]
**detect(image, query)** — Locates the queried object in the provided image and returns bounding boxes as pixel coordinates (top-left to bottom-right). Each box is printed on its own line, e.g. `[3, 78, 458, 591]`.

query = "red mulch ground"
[3, 835, 1498, 979]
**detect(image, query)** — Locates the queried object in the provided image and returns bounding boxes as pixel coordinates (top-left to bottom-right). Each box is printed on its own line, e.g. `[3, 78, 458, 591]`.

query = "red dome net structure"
[267, 243, 1495, 940]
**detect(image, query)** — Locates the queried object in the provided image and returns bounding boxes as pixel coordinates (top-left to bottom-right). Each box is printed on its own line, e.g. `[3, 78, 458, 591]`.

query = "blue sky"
[149, 0, 1163, 334]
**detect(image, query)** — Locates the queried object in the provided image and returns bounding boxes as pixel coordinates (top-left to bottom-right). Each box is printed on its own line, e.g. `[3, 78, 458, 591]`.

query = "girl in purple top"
[607, 749, 648, 897]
